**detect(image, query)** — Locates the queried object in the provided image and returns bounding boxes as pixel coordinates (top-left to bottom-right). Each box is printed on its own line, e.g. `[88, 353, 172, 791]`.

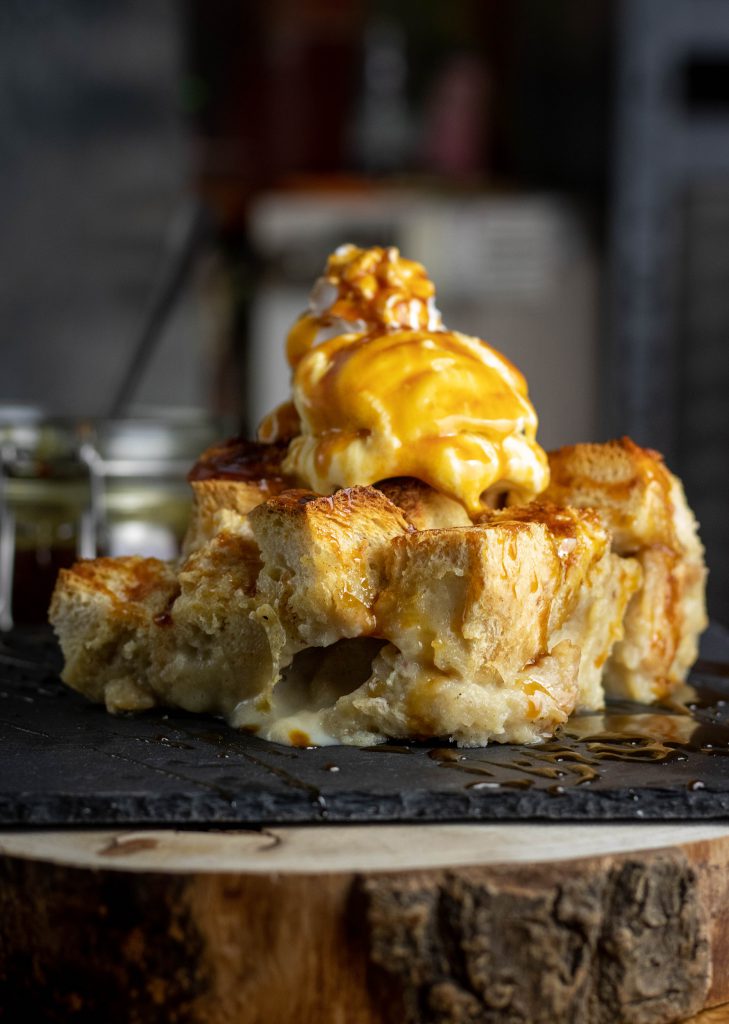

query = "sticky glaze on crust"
[544, 438, 708, 700]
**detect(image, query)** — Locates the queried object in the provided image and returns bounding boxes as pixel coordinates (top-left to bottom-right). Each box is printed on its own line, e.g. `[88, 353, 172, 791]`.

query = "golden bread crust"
[544, 438, 707, 699]
[49, 557, 179, 711]
[374, 477, 471, 530]
[50, 435, 706, 746]
[188, 436, 292, 486]
[182, 480, 257, 555]
[249, 486, 412, 650]
[183, 439, 296, 555]
[545, 437, 690, 552]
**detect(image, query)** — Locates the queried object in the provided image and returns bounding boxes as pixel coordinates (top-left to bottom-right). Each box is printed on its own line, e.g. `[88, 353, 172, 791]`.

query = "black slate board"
[2, 625, 729, 826]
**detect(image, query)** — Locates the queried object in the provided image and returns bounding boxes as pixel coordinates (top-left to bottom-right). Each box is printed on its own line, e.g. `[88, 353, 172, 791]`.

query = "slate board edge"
[4, 787, 729, 828]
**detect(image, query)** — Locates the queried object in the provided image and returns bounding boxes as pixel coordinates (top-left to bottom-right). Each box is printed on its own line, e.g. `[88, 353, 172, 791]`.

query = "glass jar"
[0, 417, 94, 628]
[92, 412, 223, 560]
[0, 409, 225, 629]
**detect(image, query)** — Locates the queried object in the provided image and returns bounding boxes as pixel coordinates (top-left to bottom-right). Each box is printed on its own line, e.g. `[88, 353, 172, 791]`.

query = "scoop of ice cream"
[283, 327, 548, 513]
[259, 244, 549, 514]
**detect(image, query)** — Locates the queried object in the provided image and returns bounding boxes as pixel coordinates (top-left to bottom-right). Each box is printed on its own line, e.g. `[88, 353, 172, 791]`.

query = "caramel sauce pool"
[419, 667, 729, 794]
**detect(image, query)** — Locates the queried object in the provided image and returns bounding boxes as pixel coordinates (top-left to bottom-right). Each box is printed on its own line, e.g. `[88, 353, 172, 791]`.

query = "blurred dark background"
[0, 0, 727, 622]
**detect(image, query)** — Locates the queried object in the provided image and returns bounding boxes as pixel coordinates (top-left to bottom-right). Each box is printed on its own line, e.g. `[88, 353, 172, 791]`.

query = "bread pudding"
[49, 245, 707, 747]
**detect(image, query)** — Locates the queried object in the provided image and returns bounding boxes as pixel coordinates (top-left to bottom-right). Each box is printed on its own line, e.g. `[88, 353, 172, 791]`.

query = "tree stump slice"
[2, 823, 729, 1024]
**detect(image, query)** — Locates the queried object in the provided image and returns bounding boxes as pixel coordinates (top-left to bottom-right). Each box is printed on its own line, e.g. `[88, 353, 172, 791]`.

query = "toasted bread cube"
[544, 438, 708, 699]
[182, 480, 257, 555]
[375, 504, 640, 714]
[480, 503, 643, 709]
[249, 486, 412, 648]
[50, 557, 179, 713]
[183, 439, 295, 554]
[51, 523, 280, 719]
[150, 524, 278, 716]
[545, 437, 702, 555]
[375, 521, 565, 683]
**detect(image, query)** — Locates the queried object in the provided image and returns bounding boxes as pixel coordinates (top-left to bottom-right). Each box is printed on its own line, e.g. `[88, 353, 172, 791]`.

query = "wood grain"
[686, 1008, 729, 1024]
[2, 824, 729, 1024]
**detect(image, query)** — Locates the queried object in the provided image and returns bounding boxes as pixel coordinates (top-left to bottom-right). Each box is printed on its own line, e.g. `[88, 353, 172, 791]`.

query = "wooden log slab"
[2, 823, 729, 1024]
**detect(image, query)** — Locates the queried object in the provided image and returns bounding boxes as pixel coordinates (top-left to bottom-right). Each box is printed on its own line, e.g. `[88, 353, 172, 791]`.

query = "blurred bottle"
[420, 52, 491, 180]
[349, 16, 415, 174]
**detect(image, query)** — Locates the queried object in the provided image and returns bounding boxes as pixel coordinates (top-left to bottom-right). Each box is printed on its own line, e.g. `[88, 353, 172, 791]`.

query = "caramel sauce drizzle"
[421, 679, 729, 794]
